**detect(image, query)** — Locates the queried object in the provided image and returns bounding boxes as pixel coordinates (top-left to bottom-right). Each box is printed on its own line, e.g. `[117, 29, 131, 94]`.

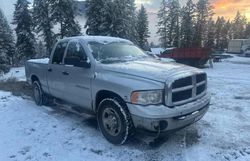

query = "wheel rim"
[102, 107, 122, 137]
[33, 84, 41, 103]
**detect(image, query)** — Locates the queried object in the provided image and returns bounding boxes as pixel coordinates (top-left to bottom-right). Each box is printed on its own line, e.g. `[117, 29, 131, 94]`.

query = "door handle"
[48, 68, 52, 72]
[62, 71, 69, 75]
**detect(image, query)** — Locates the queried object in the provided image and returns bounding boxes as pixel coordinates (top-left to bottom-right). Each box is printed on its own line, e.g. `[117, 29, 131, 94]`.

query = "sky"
[0, 0, 250, 43]
[211, 0, 250, 21]
[135, 0, 250, 20]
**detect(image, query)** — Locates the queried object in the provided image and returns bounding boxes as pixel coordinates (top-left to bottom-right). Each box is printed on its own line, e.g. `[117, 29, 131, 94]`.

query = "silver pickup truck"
[25, 36, 210, 145]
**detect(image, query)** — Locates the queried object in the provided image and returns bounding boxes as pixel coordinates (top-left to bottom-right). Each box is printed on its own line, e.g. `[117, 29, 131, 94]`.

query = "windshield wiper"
[99, 55, 148, 64]
[99, 58, 127, 64]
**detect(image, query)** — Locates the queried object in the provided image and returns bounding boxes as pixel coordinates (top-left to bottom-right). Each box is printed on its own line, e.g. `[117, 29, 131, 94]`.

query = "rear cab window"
[52, 41, 68, 64]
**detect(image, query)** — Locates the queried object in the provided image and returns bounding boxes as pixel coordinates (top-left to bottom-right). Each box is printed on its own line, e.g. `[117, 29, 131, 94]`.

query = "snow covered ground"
[0, 67, 25, 82]
[0, 55, 250, 161]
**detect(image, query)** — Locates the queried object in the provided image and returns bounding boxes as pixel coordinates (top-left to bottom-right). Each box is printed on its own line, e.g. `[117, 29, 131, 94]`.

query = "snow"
[74, 36, 133, 44]
[0, 55, 250, 161]
[160, 58, 175, 63]
[151, 47, 176, 55]
[0, 67, 25, 82]
[224, 54, 250, 65]
[151, 47, 165, 55]
[0, 58, 48, 82]
[27, 58, 49, 64]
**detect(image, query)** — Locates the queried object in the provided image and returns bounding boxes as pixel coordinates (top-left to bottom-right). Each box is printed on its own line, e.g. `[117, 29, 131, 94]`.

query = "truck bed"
[27, 58, 50, 64]
[25, 58, 50, 93]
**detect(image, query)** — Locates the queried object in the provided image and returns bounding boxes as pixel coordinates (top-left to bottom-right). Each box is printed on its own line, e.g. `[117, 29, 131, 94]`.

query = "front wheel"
[97, 98, 134, 145]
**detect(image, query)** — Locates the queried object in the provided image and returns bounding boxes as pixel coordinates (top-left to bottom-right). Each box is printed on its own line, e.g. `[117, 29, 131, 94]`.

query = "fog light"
[159, 120, 168, 130]
[153, 120, 168, 131]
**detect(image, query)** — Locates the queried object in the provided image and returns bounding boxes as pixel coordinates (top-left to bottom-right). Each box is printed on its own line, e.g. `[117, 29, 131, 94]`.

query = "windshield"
[88, 42, 149, 63]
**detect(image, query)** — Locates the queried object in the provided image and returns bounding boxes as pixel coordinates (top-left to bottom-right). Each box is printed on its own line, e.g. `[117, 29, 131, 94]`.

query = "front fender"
[92, 70, 165, 103]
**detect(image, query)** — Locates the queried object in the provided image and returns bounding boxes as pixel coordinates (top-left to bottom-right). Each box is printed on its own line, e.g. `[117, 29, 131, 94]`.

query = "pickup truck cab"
[25, 36, 210, 145]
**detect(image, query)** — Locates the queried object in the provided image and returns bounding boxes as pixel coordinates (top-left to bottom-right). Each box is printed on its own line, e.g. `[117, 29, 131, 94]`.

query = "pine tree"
[172, 0, 180, 47]
[85, 0, 138, 43]
[157, 0, 168, 48]
[193, 0, 214, 47]
[214, 17, 224, 49]
[49, 0, 81, 38]
[13, 0, 36, 64]
[245, 23, 250, 39]
[180, 0, 195, 48]
[157, 0, 180, 48]
[232, 11, 247, 39]
[0, 49, 9, 73]
[221, 19, 231, 49]
[33, 0, 55, 54]
[36, 41, 47, 58]
[126, 0, 138, 44]
[0, 9, 13, 72]
[226, 20, 233, 40]
[85, 0, 112, 36]
[109, 0, 127, 38]
[213, 17, 231, 50]
[109, 0, 137, 43]
[204, 17, 215, 48]
[136, 5, 150, 50]
[0, 8, 15, 68]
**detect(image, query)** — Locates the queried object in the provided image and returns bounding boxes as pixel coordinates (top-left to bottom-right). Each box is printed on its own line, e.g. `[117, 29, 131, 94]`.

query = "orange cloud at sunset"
[212, 0, 250, 21]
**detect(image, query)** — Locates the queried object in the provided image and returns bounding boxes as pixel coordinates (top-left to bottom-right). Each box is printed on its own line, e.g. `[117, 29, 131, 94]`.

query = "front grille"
[172, 77, 192, 89]
[197, 73, 207, 83]
[165, 73, 207, 106]
[172, 89, 192, 102]
[197, 84, 206, 95]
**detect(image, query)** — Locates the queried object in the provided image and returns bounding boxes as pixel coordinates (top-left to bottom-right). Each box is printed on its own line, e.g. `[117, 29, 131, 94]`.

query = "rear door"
[62, 40, 93, 109]
[47, 41, 68, 99]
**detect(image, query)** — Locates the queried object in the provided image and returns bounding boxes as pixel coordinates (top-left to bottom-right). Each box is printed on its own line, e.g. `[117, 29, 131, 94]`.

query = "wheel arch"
[95, 90, 126, 113]
[31, 75, 39, 83]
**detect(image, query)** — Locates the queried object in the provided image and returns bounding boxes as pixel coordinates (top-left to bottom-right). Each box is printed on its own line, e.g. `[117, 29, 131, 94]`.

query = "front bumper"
[127, 94, 210, 133]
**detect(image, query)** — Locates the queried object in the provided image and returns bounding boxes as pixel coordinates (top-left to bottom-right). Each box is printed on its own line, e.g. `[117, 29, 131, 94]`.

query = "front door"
[62, 40, 93, 109]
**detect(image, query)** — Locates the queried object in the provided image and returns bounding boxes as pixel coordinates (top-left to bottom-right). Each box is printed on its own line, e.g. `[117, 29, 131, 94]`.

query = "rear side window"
[65, 41, 87, 61]
[52, 42, 68, 64]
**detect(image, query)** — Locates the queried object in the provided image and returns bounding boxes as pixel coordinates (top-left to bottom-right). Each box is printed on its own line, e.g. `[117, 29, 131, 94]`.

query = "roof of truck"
[60, 36, 133, 44]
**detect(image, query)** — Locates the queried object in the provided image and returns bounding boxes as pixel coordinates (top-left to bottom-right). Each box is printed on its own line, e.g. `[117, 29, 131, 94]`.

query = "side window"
[65, 41, 87, 62]
[52, 42, 68, 64]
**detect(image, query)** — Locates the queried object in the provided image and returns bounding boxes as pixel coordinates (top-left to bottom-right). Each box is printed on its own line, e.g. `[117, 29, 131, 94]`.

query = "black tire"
[32, 81, 48, 106]
[97, 98, 134, 145]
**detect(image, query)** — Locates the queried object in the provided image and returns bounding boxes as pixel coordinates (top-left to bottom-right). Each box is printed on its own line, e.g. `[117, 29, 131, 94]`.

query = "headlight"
[131, 90, 163, 105]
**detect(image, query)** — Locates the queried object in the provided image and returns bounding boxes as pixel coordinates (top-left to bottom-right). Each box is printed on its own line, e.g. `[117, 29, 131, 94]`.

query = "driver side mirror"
[64, 57, 91, 68]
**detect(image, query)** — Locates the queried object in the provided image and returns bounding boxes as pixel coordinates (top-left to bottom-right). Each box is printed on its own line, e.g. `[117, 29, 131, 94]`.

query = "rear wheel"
[97, 98, 134, 145]
[32, 81, 49, 106]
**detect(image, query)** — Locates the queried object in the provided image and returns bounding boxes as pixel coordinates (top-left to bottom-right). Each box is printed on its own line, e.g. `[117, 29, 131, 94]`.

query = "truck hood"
[100, 59, 204, 83]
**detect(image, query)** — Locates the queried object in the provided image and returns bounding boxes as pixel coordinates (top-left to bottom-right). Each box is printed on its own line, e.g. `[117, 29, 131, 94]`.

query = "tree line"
[157, 0, 250, 49]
